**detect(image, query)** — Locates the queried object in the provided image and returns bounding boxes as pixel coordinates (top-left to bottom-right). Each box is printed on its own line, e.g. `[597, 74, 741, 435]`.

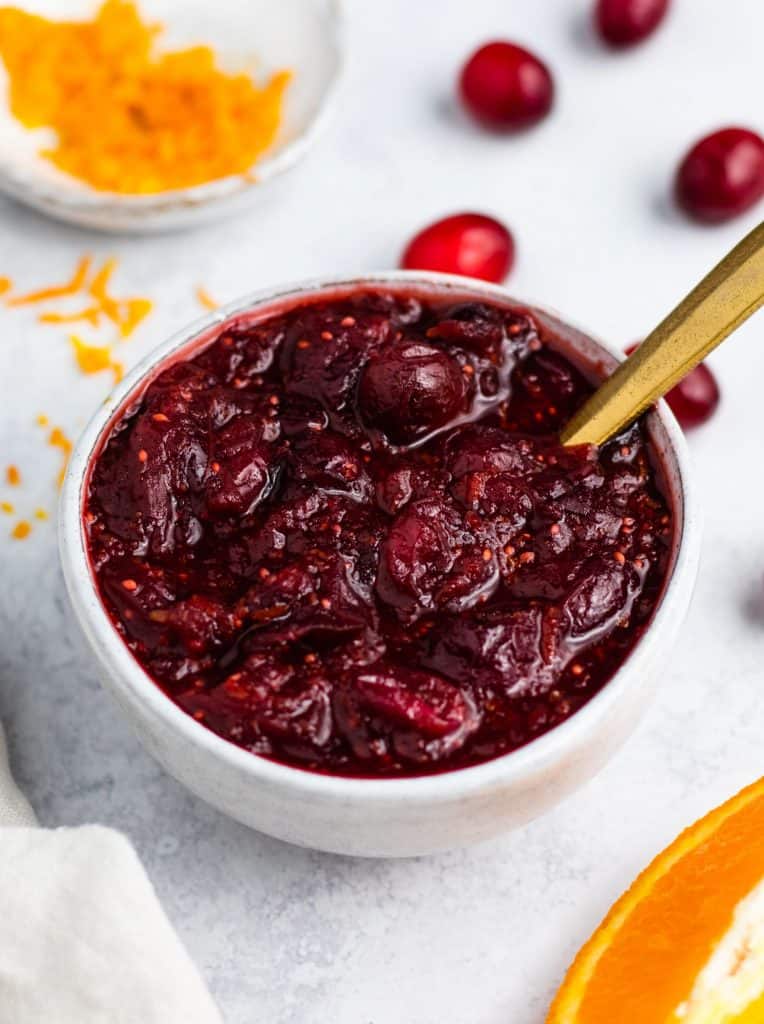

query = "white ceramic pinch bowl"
[59, 272, 701, 857]
[0, 0, 343, 232]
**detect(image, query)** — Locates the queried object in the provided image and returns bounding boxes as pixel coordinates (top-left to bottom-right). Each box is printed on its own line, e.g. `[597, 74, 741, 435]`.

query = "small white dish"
[59, 272, 702, 857]
[0, 0, 344, 232]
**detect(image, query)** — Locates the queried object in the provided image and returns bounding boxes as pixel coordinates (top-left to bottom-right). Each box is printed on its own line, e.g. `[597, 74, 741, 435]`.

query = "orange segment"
[547, 777, 764, 1024]
[732, 989, 764, 1022]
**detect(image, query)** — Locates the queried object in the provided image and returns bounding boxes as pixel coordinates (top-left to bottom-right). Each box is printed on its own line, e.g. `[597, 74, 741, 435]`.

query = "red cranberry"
[401, 213, 514, 283]
[626, 344, 720, 428]
[355, 669, 473, 739]
[595, 0, 670, 47]
[675, 128, 764, 223]
[663, 362, 720, 429]
[458, 41, 554, 131]
[358, 341, 468, 443]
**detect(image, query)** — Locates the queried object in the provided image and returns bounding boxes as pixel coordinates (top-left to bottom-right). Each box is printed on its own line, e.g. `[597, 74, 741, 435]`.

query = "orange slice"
[547, 777, 764, 1024]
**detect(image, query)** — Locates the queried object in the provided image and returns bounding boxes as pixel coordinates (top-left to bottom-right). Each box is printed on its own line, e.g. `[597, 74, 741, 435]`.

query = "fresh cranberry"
[401, 213, 514, 283]
[358, 341, 468, 443]
[663, 363, 721, 429]
[626, 344, 720, 428]
[459, 41, 554, 131]
[675, 128, 764, 223]
[595, 0, 670, 47]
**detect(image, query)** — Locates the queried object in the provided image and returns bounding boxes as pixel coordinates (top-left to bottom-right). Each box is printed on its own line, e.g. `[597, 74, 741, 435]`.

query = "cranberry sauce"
[86, 290, 672, 777]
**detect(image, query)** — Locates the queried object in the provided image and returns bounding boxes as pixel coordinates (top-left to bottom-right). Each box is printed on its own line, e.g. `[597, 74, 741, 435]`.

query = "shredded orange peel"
[0, 0, 291, 194]
[39, 306, 102, 327]
[8, 256, 91, 307]
[70, 335, 124, 384]
[195, 285, 220, 311]
[11, 520, 31, 540]
[48, 425, 73, 489]
[6, 254, 152, 339]
[0, 255, 150, 518]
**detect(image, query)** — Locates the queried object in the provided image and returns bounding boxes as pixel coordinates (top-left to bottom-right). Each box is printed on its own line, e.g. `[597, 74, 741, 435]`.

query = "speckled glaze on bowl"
[0, 0, 344, 232]
[59, 272, 701, 857]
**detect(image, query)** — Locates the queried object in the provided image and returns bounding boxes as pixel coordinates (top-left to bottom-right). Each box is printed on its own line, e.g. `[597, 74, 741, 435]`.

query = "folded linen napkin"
[0, 726, 222, 1023]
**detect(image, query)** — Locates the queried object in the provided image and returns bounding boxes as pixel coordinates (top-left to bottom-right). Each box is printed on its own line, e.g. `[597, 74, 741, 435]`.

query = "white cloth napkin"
[0, 727, 223, 1023]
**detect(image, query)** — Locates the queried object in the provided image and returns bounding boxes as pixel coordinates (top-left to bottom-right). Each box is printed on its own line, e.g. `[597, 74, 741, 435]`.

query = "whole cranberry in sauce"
[675, 128, 764, 223]
[358, 341, 468, 444]
[86, 292, 672, 778]
[626, 344, 720, 429]
[459, 41, 554, 131]
[400, 213, 514, 283]
[595, 0, 670, 47]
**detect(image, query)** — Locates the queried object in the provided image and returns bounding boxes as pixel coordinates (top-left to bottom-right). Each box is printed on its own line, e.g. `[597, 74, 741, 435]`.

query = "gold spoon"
[561, 220, 764, 447]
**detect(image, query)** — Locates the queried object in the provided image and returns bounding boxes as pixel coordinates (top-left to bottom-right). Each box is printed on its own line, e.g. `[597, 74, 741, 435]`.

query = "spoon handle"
[561, 220, 764, 447]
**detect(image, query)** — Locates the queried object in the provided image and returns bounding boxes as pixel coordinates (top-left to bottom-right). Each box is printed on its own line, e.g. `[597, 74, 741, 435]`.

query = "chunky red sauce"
[86, 290, 672, 777]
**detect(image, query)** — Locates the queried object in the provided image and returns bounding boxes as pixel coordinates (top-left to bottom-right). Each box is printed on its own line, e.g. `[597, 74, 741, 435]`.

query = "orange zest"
[6, 255, 153, 342]
[547, 777, 764, 1024]
[70, 335, 123, 384]
[5, 465, 21, 486]
[8, 256, 91, 306]
[196, 285, 219, 311]
[117, 297, 152, 339]
[88, 258, 118, 311]
[0, 0, 291, 194]
[11, 520, 31, 540]
[39, 306, 102, 327]
[49, 426, 73, 488]
[86, 257, 153, 338]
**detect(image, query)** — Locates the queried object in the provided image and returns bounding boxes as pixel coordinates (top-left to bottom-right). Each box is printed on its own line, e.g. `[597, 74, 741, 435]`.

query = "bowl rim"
[0, 0, 346, 217]
[59, 270, 700, 804]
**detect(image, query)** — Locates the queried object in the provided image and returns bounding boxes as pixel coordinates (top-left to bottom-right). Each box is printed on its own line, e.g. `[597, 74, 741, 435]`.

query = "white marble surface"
[1, 1, 763, 1020]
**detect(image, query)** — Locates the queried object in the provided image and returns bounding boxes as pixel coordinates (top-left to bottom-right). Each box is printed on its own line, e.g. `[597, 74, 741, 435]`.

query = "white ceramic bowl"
[0, 0, 343, 232]
[59, 273, 701, 857]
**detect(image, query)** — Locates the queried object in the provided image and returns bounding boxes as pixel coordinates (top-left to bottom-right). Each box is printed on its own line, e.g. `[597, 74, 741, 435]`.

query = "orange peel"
[8, 256, 91, 306]
[547, 777, 764, 1024]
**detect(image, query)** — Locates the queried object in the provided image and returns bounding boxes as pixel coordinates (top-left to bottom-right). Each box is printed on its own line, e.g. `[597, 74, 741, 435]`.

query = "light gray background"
[1, 1, 763, 1021]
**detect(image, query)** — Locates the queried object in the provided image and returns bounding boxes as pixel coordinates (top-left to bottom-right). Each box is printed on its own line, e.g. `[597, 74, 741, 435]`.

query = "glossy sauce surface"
[86, 291, 672, 777]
